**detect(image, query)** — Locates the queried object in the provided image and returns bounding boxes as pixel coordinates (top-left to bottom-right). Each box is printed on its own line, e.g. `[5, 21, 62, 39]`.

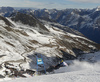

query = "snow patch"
[0, 20, 6, 26]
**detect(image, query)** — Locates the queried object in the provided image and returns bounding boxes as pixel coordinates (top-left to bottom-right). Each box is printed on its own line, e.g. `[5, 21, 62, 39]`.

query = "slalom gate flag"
[37, 58, 43, 65]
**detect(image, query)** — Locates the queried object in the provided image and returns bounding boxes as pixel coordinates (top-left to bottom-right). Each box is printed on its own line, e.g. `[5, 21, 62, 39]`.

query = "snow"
[0, 16, 99, 82]
[6, 18, 55, 44]
[0, 17, 65, 76]
[95, 6, 100, 11]
[67, 32, 95, 43]
[44, 9, 49, 13]
[1, 64, 100, 82]
[6, 18, 17, 27]
[45, 24, 64, 35]
[6, 18, 33, 28]
[62, 15, 66, 19]
[35, 47, 58, 57]
[0, 20, 6, 26]
[0, 13, 5, 16]
[1, 51, 100, 82]
[79, 51, 100, 62]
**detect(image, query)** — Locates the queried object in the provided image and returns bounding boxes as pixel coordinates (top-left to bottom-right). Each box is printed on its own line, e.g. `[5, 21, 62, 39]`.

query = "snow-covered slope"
[33, 8, 100, 43]
[0, 7, 15, 17]
[0, 7, 100, 43]
[1, 51, 100, 82]
[0, 14, 100, 78]
[2, 68, 100, 82]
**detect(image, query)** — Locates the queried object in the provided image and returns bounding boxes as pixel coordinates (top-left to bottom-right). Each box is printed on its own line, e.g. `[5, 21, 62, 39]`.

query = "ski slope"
[1, 51, 100, 82]
[0, 15, 100, 82]
[1, 63, 100, 82]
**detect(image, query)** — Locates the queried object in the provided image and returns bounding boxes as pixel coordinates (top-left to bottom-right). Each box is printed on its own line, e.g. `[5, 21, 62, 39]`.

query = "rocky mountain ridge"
[32, 7, 100, 44]
[0, 10, 100, 78]
[0, 7, 100, 43]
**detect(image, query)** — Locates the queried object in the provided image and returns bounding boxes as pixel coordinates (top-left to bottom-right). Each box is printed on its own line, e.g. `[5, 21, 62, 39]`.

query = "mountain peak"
[94, 6, 100, 11]
[10, 12, 49, 34]
[0, 16, 13, 26]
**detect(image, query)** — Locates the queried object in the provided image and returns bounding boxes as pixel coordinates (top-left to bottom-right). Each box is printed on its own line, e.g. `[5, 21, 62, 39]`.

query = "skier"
[59, 59, 68, 67]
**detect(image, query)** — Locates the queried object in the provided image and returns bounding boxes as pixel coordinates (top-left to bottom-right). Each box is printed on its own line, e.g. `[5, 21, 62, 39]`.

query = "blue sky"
[0, 0, 100, 9]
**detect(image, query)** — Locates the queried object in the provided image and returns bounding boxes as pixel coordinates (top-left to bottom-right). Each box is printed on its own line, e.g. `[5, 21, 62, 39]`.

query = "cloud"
[67, 0, 100, 3]
[21, 1, 45, 8]
[40, 2, 69, 9]
[0, 0, 64, 9]
[0, 0, 98, 9]
[0, 0, 69, 9]
[0, 0, 43, 7]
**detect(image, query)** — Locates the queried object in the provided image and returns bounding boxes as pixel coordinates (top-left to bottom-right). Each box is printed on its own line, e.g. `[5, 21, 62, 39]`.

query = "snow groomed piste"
[1, 51, 100, 82]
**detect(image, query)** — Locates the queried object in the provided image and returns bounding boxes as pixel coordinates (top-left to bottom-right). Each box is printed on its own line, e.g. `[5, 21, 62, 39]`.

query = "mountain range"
[32, 7, 100, 44]
[0, 7, 100, 43]
[0, 7, 100, 78]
